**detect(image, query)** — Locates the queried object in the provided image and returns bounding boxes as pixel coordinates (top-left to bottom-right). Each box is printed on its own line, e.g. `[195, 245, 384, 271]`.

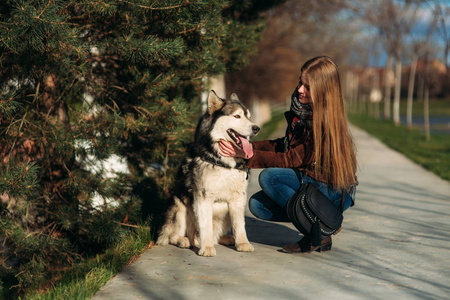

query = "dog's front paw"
[176, 237, 191, 249]
[198, 246, 216, 257]
[236, 242, 254, 252]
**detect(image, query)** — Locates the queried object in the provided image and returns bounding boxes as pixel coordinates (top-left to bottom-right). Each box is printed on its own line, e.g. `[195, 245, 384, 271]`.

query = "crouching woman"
[219, 55, 358, 254]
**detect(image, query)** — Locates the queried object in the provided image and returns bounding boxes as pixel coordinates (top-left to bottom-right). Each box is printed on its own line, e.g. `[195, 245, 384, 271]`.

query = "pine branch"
[36, 0, 53, 19]
[117, 0, 190, 10]
[7, 113, 27, 157]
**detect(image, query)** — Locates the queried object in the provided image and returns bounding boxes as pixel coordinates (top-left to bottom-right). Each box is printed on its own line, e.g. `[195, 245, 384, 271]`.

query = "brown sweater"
[247, 111, 323, 181]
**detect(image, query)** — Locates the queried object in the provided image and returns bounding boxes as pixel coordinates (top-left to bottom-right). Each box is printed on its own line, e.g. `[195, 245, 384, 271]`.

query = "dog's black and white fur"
[156, 90, 260, 257]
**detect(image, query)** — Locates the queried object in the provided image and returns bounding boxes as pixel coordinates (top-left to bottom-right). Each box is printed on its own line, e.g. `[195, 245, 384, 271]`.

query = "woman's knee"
[258, 168, 281, 190]
[258, 168, 273, 184]
[258, 168, 298, 191]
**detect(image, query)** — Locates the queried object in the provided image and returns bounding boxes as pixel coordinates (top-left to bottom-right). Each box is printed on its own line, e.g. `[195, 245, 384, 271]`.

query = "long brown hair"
[301, 56, 357, 190]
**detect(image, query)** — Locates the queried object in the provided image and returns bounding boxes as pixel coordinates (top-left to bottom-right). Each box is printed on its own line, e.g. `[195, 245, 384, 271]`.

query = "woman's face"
[297, 74, 312, 104]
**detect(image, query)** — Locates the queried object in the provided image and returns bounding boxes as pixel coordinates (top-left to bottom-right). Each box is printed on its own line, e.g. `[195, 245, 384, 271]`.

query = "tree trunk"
[417, 74, 424, 102]
[373, 71, 381, 119]
[406, 54, 418, 130]
[384, 54, 393, 120]
[424, 86, 430, 141]
[354, 75, 360, 113]
[393, 58, 402, 125]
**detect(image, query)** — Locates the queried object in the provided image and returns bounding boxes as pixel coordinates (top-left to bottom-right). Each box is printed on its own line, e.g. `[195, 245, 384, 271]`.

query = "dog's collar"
[200, 153, 248, 174]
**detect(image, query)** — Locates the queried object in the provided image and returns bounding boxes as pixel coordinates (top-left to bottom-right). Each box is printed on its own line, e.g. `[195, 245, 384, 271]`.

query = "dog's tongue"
[238, 136, 253, 159]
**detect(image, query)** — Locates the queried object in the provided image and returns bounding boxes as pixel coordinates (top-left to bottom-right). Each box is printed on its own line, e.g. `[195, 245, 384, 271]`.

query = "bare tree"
[384, 54, 393, 119]
[226, 0, 358, 107]
[422, 50, 432, 140]
[434, 0, 450, 95]
[366, 0, 420, 125]
[393, 56, 402, 125]
[406, 52, 418, 129]
[424, 81, 431, 140]
[405, 0, 446, 138]
[406, 3, 441, 130]
[419, 46, 441, 140]
[429, 0, 450, 96]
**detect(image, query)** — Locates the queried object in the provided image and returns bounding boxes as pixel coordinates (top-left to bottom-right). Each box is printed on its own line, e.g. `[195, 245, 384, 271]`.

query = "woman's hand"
[219, 139, 253, 159]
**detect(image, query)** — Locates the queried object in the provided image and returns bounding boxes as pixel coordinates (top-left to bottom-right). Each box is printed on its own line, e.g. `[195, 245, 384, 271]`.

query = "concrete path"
[92, 125, 450, 300]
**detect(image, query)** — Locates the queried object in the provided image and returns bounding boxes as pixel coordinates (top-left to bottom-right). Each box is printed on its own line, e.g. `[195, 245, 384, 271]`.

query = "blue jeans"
[249, 168, 354, 222]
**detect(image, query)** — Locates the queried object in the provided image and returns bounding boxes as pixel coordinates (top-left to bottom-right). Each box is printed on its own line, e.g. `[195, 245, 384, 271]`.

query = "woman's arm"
[247, 142, 311, 169]
[251, 138, 285, 152]
[219, 138, 312, 169]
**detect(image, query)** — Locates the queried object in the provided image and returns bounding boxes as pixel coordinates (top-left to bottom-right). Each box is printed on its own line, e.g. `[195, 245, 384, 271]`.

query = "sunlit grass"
[23, 226, 154, 300]
[253, 108, 285, 141]
[348, 113, 450, 181]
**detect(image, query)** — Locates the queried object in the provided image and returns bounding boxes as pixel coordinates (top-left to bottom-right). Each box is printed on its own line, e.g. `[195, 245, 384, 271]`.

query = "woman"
[219, 56, 357, 254]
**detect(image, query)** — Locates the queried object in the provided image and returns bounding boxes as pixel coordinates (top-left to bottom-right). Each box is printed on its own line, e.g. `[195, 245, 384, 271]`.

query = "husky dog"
[156, 90, 260, 257]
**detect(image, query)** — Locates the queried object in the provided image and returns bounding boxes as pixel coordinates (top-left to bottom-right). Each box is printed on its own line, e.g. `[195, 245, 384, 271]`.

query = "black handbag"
[286, 170, 347, 247]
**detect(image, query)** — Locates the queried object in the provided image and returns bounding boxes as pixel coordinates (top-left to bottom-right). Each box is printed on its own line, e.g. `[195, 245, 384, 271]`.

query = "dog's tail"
[156, 196, 187, 246]
[156, 210, 175, 245]
[156, 227, 170, 245]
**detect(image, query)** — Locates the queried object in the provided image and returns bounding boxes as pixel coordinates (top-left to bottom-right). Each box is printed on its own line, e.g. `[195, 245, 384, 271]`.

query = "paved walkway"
[93, 125, 450, 300]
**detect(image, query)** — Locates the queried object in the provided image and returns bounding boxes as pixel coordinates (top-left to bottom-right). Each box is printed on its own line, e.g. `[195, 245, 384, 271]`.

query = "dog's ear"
[208, 90, 225, 115]
[230, 93, 239, 101]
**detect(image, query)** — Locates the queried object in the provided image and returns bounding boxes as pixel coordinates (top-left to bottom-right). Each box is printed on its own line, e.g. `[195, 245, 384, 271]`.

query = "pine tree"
[0, 0, 284, 293]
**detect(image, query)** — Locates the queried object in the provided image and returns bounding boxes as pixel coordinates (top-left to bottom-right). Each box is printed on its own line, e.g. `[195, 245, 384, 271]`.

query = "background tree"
[431, 0, 449, 96]
[369, 0, 420, 126]
[406, 4, 440, 130]
[406, 48, 419, 130]
[0, 0, 284, 293]
[226, 0, 356, 108]
[384, 53, 394, 120]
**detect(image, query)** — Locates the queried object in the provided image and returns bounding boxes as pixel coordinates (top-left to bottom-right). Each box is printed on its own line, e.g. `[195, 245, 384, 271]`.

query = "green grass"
[398, 98, 450, 116]
[22, 226, 154, 300]
[348, 113, 450, 181]
[253, 108, 285, 141]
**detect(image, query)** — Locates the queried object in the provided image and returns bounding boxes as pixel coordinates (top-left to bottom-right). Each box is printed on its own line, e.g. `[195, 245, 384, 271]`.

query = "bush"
[0, 0, 284, 297]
